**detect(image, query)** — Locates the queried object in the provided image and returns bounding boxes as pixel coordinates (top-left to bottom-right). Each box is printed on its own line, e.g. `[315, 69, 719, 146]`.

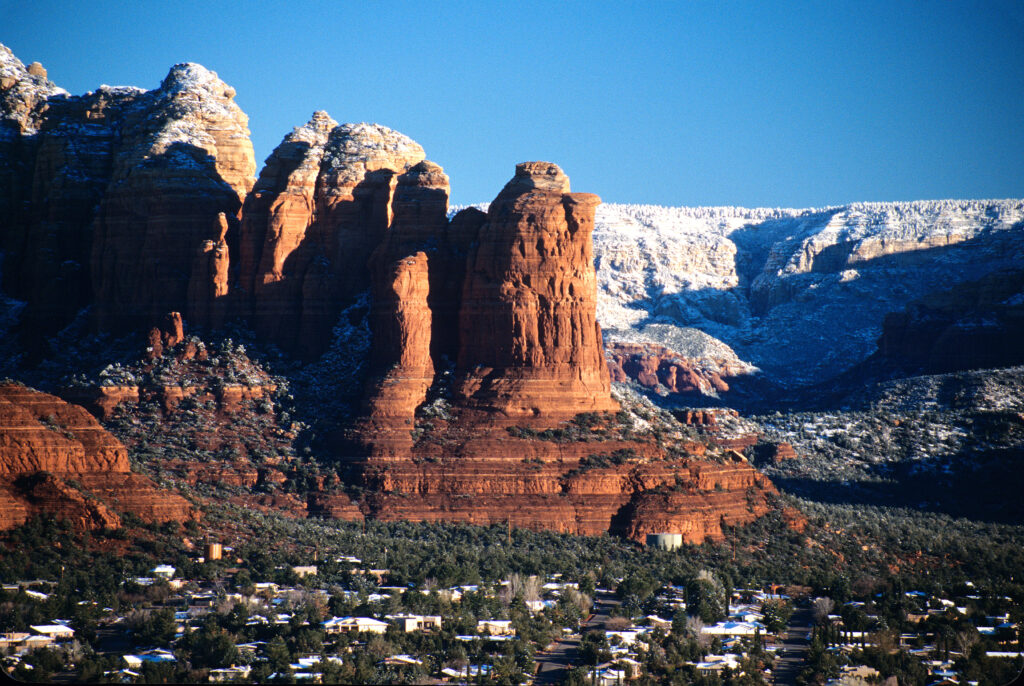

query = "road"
[534, 591, 621, 684]
[772, 606, 813, 686]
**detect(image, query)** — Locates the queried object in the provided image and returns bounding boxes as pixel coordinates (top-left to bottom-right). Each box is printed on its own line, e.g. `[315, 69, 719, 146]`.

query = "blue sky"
[4, 0, 1023, 207]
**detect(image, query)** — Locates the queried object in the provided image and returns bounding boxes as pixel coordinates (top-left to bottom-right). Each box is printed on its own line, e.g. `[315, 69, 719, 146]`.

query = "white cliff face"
[592, 200, 1024, 388]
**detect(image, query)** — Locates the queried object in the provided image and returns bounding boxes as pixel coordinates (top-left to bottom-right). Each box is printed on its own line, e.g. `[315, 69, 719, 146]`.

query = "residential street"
[772, 606, 813, 686]
[535, 591, 621, 684]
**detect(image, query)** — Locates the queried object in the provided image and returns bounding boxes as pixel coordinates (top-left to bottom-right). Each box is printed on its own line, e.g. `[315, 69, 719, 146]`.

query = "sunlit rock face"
[455, 162, 619, 423]
[0, 383, 194, 531]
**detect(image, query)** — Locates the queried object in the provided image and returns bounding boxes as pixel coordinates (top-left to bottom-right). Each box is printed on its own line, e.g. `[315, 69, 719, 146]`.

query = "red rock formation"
[606, 341, 750, 396]
[187, 213, 231, 329]
[147, 312, 186, 359]
[360, 161, 450, 452]
[359, 428, 775, 543]
[90, 62, 255, 332]
[237, 118, 426, 357]
[0, 383, 194, 530]
[239, 111, 337, 346]
[455, 162, 618, 423]
[767, 442, 798, 463]
[345, 162, 779, 544]
[1, 45, 149, 339]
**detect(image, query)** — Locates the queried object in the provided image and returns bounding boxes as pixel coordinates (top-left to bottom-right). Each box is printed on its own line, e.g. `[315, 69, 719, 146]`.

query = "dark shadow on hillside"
[771, 444, 1024, 524]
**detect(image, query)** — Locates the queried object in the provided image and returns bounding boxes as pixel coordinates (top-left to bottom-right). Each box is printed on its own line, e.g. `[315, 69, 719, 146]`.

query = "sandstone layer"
[0, 383, 194, 530]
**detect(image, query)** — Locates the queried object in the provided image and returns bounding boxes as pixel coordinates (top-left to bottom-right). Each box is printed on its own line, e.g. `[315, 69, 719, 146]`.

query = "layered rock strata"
[358, 419, 775, 543]
[349, 163, 777, 543]
[362, 161, 449, 437]
[237, 117, 427, 357]
[454, 162, 619, 422]
[0, 47, 256, 337]
[0, 383, 194, 530]
[606, 341, 743, 396]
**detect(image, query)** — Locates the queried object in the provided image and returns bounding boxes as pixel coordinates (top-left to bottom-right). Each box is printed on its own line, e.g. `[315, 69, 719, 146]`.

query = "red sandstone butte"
[362, 161, 450, 433]
[455, 162, 619, 423]
[0, 383, 194, 530]
[348, 162, 779, 543]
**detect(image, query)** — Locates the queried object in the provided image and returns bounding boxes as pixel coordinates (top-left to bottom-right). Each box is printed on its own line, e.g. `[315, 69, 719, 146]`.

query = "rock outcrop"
[347, 163, 778, 543]
[361, 439, 775, 543]
[237, 117, 427, 357]
[0, 383, 194, 530]
[238, 111, 337, 348]
[362, 161, 449, 436]
[454, 162, 619, 422]
[0, 46, 256, 339]
[90, 62, 255, 331]
[606, 341, 747, 397]
[874, 268, 1024, 375]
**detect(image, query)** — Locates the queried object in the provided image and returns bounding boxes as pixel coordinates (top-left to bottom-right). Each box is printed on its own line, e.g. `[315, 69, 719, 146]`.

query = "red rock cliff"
[346, 162, 778, 544]
[0, 383, 194, 530]
[89, 62, 255, 332]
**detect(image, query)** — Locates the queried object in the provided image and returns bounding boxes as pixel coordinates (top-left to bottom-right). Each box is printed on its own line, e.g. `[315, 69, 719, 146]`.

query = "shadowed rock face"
[88, 63, 255, 332]
[455, 162, 619, 422]
[363, 161, 450, 435]
[0, 383, 194, 530]
[237, 117, 426, 357]
[238, 110, 337, 345]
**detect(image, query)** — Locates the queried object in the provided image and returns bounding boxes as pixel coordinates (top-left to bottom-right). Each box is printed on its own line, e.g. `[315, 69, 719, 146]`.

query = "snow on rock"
[592, 200, 1024, 388]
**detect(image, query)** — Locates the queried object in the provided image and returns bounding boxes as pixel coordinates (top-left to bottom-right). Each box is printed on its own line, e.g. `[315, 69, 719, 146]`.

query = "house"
[20, 635, 55, 651]
[209, 665, 252, 682]
[478, 620, 515, 636]
[385, 614, 442, 632]
[30, 625, 75, 640]
[606, 630, 643, 647]
[292, 565, 318, 578]
[151, 565, 176, 579]
[382, 654, 423, 666]
[840, 665, 881, 679]
[322, 616, 389, 635]
[694, 654, 741, 672]
[645, 615, 673, 631]
[442, 665, 491, 679]
[123, 649, 176, 668]
[701, 621, 764, 636]
[596, 667, 629, 686]
[0, 632, 30, 652]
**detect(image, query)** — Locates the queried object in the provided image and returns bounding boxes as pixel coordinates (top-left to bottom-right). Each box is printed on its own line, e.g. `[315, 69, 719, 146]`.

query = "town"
[3, 537, 1021, 685]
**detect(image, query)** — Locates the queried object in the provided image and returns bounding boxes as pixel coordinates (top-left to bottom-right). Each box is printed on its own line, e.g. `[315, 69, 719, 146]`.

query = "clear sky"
[4, 0, 1023, 207]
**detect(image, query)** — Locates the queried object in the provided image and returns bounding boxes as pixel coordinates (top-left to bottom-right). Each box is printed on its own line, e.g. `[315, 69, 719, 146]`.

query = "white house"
[701, 621, 764, 636]
[322, 616, 389, 635]
[29, 625, 75, 640]
[151, 565, 176, 579]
